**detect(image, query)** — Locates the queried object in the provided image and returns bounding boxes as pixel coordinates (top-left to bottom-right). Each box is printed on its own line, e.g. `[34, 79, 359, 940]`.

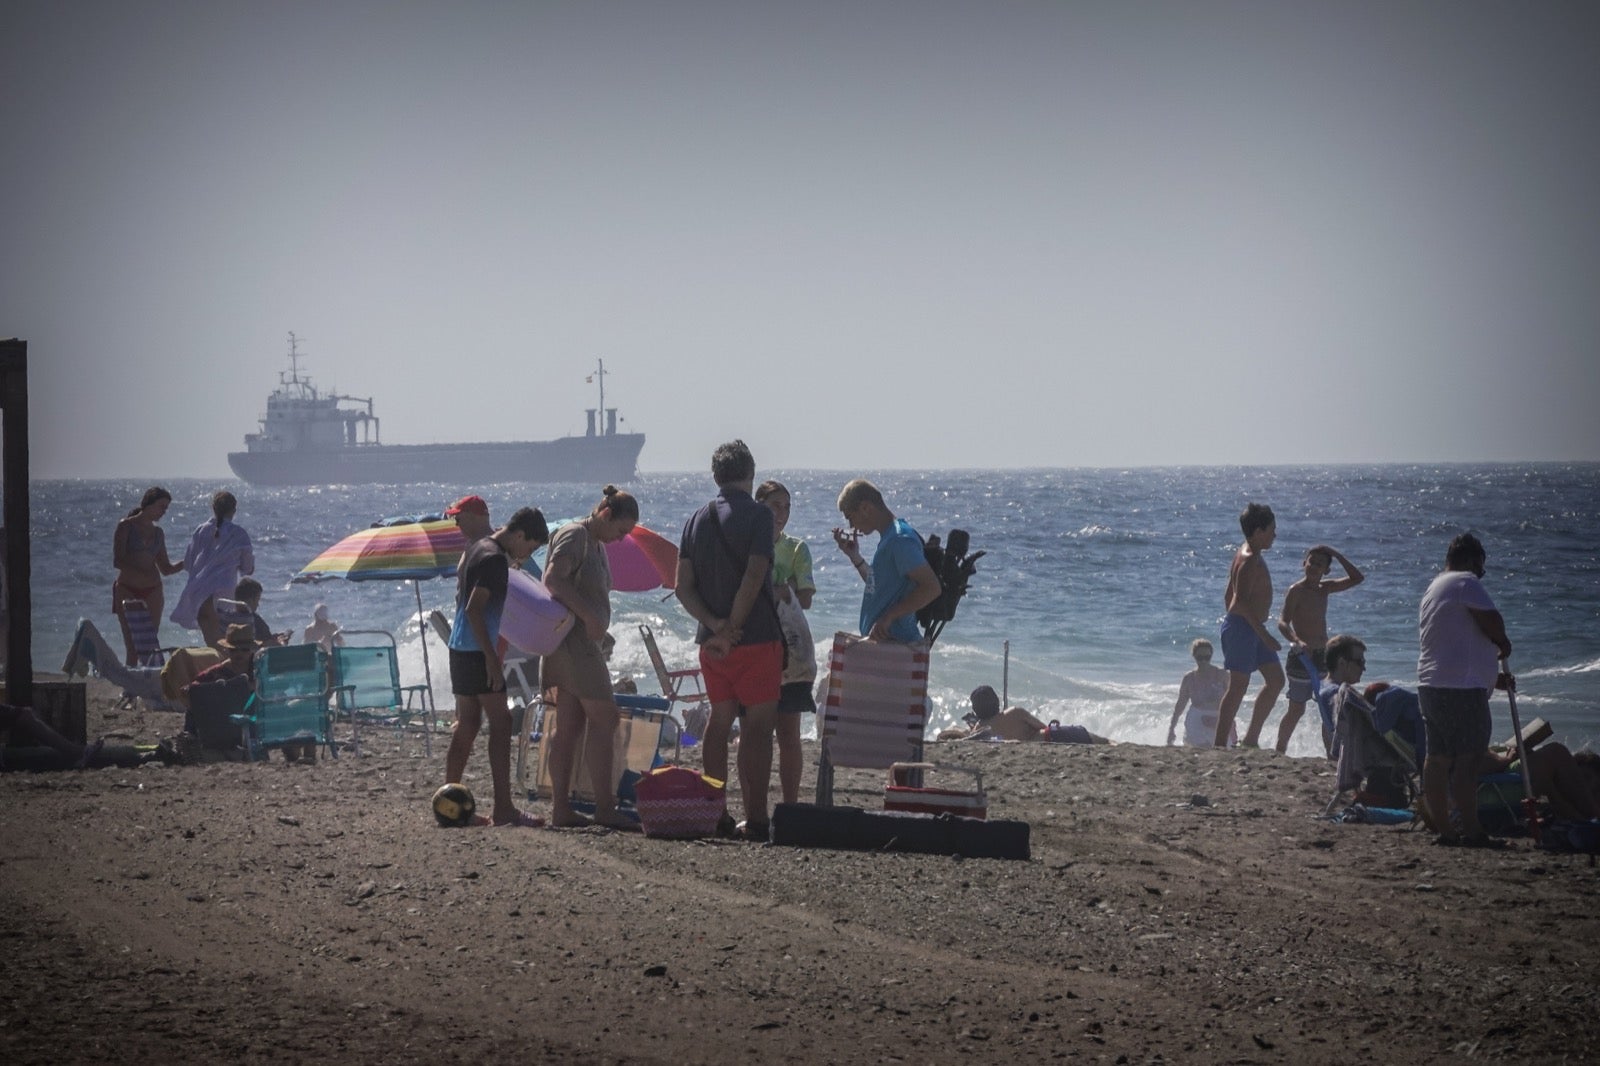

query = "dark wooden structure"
[2, 338, 32, 707]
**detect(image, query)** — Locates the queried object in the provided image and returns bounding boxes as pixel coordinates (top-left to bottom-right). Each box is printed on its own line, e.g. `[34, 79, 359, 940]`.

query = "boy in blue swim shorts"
[1214, 503, 1285, 748]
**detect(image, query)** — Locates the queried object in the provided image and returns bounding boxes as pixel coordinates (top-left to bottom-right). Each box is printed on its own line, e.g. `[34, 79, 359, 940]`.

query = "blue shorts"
[1220, 614, 1279, 675]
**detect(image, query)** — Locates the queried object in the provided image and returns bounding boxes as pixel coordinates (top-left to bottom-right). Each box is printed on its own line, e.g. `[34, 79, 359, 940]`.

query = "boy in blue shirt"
[832, 479, 940, 643]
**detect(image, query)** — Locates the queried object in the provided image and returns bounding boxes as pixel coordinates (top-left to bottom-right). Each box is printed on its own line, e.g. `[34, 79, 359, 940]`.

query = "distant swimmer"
[1215, 502, 1284, 748]
[1168, 639, 1234, 747]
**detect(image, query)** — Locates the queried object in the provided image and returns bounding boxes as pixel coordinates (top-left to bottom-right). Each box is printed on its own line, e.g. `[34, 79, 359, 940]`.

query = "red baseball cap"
[445, 495, 489, 518]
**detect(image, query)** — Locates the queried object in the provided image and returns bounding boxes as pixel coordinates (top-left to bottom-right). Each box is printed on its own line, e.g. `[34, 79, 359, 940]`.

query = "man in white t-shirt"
[1417, 533, 1513, 845]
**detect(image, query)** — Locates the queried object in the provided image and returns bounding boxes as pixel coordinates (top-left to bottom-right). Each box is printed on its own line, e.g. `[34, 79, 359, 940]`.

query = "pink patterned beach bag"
[633, 766, 727, 839]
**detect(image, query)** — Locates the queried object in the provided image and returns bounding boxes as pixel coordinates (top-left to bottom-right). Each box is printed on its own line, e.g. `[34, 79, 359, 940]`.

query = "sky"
[4, 0, 1598, 479]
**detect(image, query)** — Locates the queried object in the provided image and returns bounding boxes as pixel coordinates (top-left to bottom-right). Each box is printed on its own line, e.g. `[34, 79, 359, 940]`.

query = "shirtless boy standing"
[1215, 503, 1283, 748]
[1272, 545, 1363, 753]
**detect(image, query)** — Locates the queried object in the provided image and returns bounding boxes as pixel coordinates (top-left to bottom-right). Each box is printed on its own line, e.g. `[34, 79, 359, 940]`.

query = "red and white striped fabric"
[819, 632, 929, 769]
[884, 762, 988, 819]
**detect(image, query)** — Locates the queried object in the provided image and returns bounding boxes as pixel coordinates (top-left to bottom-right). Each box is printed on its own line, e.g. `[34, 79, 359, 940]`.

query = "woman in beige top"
[541, 485, 640, 829]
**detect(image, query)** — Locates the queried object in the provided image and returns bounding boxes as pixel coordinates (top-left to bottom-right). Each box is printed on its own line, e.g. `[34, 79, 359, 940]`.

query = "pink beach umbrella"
[537, 520, 678, 592]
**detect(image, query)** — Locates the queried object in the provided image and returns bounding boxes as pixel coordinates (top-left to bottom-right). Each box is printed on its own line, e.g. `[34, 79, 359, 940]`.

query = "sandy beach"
[3, 677, 1598, 1064]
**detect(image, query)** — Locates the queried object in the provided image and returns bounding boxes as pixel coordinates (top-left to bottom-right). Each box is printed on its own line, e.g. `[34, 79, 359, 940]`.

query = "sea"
[15, 464, 1600, 757]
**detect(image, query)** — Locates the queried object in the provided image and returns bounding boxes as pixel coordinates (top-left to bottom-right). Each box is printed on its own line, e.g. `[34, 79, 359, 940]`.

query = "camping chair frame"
[331, 629, 434, 757]
[637, 623, 710, 734]
[1323, 684, 1421, 818]
[233, 644, 338, 762]
[518, 692, 678, 820]
[115, 599, 185, 709]
[120, 599, 179, 669]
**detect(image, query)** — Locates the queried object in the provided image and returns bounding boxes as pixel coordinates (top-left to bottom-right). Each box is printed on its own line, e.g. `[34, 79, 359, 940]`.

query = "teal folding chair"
[233, 644, 337, 761]
[331, 630, 434, 756]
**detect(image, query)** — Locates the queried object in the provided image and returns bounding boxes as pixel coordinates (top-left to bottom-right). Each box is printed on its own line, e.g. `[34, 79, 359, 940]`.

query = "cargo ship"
[227, 334, 644, 487]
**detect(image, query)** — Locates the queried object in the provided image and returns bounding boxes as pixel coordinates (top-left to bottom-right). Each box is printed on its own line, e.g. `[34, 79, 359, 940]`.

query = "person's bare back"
[1224, 545, 1273, 628]
[1278, 546, 1363, 653]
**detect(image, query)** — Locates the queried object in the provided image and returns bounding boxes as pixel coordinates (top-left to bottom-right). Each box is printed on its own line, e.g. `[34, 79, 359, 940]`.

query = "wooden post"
[2, 338, 32, 708]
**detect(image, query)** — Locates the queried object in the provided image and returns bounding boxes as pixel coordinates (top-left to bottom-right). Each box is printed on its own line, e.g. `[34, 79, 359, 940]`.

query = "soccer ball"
[431, 783, 477, 828]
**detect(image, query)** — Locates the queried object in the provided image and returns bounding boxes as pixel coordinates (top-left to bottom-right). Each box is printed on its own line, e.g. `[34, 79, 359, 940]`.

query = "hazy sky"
[5, 1, 1598, 479]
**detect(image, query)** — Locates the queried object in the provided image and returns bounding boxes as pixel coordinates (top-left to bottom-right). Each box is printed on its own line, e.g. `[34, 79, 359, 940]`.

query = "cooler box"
[884, 762, 987, 820]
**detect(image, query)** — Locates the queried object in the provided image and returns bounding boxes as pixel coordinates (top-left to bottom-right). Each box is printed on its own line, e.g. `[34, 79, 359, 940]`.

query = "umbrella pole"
[414, 580, 437, 733]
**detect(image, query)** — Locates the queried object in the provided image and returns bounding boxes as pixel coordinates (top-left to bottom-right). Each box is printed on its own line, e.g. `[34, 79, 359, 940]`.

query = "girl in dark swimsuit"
[112, 486, 184, 666]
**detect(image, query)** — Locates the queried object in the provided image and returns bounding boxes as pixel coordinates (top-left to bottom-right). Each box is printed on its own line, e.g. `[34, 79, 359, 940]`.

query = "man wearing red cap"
[445, 494, 492, 542]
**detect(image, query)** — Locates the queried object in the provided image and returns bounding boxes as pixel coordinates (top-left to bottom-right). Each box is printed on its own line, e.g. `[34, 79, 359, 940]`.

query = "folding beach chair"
[1323, 683, 1419, 817]
[213, 598, 254, 632]
[815, 632, 929, 807]
[638, 623, 711, 737]
[235, 644, 337, 762]
[331, 630, 434, 756]
[118, 600, 182, 707]
[519, 693, 677, 821]
[502, 652, 542, 712]
[119, 599, 177, 668]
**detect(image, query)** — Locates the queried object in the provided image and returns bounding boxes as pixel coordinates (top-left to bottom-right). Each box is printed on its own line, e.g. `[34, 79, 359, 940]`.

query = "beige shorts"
[541, 630, 613, 700]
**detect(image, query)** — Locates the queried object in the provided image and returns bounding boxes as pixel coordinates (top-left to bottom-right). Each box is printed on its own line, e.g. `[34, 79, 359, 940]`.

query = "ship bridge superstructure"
[242, 333, 378, 453]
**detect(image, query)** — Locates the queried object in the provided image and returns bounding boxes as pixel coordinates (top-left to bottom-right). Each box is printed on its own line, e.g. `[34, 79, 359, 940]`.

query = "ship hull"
[227, 433, 645, 487]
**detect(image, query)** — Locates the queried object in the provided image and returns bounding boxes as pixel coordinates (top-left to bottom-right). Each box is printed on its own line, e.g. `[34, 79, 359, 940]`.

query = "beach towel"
[171, 519, 254, 630]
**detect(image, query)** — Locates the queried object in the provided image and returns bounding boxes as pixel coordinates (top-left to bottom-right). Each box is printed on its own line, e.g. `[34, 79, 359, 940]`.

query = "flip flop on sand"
[493, 809, 546, 829]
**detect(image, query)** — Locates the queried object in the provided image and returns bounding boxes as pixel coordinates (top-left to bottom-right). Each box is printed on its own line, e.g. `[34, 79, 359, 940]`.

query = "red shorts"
[699, 640, 783, 709]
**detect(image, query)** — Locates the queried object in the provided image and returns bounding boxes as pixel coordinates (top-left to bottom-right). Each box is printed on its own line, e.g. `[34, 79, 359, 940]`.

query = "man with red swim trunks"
[676, 440, 785, 840]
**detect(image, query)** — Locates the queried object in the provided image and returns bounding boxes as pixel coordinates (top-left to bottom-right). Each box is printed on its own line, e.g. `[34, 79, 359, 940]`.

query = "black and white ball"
[431, 783, 477, 827]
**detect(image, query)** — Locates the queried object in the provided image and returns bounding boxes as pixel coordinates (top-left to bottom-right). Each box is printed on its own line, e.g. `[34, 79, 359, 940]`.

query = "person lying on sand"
[937, 685, 1110, 744]
[1, 702, 178, 771]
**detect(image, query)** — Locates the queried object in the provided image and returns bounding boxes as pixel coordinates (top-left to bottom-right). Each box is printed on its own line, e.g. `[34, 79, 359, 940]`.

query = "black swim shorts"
[1417, 686, 1492, 759]
[449, 648, 495, 697]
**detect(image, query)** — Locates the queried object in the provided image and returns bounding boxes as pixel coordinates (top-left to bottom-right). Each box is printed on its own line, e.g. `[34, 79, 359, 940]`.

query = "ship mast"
[595, 359, 606, 433]
[285, 332, 303, 389]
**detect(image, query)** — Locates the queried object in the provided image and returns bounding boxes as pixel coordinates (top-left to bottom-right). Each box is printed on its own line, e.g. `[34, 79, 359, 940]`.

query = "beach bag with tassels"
[633, 766, 726, 839]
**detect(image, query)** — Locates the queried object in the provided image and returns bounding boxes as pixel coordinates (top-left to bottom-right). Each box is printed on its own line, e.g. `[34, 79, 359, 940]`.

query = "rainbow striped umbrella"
[295, 514, 467, 584]
[294, 513, 467, 707]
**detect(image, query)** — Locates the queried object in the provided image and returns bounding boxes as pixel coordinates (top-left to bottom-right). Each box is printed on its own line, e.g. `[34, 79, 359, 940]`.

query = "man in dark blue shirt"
[677, 440, 784, 839]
